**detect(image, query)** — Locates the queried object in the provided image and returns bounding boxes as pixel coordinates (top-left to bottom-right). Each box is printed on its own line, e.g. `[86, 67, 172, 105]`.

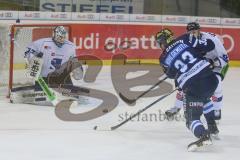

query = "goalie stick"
[37, 77, 59, 105]
[94, 88, 177, 131]
[119, 77, 168, 105]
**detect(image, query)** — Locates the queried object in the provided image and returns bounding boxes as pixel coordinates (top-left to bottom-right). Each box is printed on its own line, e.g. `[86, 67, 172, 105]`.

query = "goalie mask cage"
[0, 24, 72, 98]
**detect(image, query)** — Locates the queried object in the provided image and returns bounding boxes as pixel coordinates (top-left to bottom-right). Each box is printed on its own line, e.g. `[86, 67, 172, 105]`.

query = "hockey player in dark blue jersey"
[165, 22, 229, 139]
[156, 28, 219, 151]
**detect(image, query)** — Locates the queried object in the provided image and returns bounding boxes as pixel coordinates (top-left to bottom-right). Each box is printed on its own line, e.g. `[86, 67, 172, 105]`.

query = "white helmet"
[53, 26, 67, 47]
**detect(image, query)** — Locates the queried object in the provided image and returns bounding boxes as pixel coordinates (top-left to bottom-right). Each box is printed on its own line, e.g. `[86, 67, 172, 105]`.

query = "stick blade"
[93, 125, 112, 131]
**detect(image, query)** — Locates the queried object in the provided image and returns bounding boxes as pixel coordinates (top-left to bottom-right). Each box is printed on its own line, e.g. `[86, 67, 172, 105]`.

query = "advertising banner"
[40, 0, 144, 14]
[71, 24, 161, 59]
[0, 11, 18, 19]
[190, 16, 221, 25]
[70, 24, 240, 61]
[162, 15, 190, 23]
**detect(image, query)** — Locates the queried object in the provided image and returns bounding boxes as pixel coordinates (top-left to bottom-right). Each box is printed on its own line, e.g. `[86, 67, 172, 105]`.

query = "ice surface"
[0, 66, 239, 160]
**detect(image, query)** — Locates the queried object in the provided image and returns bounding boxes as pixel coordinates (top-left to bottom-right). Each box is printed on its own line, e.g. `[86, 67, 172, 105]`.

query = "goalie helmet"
[155, 28, 174, 49]
[186, 22, 200, 32]
[52, 26, 67, 47]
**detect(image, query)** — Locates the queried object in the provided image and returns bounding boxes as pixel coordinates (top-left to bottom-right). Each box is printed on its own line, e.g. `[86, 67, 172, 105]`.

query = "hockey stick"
[36, 76, 59, 105]
[27, 54, 61, 106]
[35, 77, 77, 107]
[119, 77, 168, 105]
[94, 88, 177, 131]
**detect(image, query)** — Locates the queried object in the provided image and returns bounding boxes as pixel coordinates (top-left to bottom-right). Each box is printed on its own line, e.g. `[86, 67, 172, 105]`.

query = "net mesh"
[0, 24, 10, 97]
[0, 24, 70, 98]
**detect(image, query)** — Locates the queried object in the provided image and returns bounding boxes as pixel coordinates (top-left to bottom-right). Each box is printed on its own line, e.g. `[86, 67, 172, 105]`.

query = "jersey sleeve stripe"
[177, 60, 210, 89]
[192, 38, 198, 47]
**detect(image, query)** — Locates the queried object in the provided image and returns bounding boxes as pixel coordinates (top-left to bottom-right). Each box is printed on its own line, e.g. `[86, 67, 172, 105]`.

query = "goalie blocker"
[10, 56, 84, 105]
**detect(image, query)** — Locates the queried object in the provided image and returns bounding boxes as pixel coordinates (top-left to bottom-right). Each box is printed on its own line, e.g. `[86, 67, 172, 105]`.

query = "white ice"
[0, 66, 240, 160]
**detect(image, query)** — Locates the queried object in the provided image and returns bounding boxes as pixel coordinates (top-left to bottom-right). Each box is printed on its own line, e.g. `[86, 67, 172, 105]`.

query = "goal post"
[0, 23, 72, 98]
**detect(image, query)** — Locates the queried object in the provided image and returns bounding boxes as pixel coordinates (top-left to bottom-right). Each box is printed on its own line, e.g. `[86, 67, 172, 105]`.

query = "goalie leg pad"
[10, 85, 52, 106]
[10, 86, 35, 104]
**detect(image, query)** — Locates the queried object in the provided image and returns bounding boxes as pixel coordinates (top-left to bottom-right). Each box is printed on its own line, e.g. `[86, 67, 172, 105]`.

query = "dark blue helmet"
[186, 22, 200, 32]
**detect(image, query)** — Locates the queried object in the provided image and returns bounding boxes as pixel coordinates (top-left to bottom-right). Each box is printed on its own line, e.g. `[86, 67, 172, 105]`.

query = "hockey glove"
[210, 57, 229, 80]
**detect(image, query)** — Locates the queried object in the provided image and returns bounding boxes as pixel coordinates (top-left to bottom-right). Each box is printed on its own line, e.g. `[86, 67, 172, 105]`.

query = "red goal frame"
[8, 24, 72, 97]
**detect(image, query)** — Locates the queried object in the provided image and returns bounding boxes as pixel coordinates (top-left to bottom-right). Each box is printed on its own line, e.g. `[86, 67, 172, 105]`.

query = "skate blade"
[187, 144, 198, 152]
[165, 113, 178, 120]
[211, 134, 220, 140]
[203, 139, 213, 145]
[187, 140, 212, 152]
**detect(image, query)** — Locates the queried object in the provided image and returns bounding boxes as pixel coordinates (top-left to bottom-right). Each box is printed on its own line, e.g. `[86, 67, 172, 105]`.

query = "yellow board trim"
[13, 63, 27, 70]
[229, 61, 240, 67]
[12, 60, 240, 70]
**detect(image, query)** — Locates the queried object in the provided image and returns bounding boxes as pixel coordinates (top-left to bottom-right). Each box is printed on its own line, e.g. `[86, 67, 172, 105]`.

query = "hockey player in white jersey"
[165, 22, 229, 137]
[10, 26, 83, 105]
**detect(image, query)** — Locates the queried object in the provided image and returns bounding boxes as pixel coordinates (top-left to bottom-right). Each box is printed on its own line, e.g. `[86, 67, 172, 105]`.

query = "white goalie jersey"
[24, 38, 76, 77]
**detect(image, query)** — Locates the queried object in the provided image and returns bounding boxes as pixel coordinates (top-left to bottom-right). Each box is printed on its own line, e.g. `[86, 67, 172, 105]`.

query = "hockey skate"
[165, 107, 180, 119]
[208, 122, 220, 140]
[187, 132, 212, 152]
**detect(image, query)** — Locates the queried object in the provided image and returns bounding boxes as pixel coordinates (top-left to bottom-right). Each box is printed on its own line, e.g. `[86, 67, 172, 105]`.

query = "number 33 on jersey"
[160, 41, 210, 89]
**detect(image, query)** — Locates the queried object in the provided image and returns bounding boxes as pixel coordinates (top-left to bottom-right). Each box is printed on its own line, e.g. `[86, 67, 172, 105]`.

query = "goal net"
[0, 24, 71, 98]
